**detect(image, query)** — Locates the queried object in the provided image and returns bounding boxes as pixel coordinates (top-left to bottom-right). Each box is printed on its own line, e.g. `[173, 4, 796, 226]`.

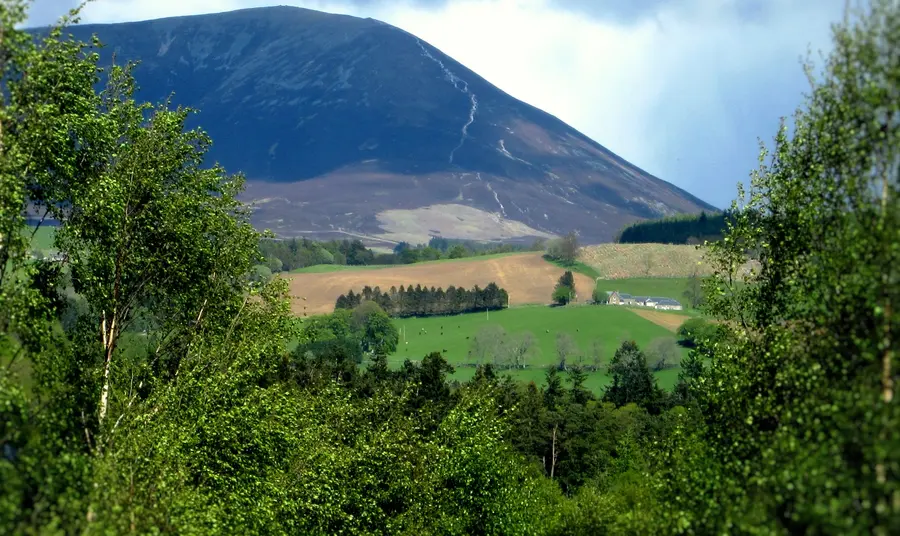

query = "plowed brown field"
[284, 253, 596, 315]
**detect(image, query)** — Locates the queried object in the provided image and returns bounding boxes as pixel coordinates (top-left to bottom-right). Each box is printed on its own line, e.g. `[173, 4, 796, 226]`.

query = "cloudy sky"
[28, 0, 846, 208]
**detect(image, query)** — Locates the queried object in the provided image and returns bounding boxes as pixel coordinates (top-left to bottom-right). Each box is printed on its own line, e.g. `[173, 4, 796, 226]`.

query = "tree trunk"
[883, 299, 893, 405]
[550, 424, 558, 480]
[98, 313, 118, 424]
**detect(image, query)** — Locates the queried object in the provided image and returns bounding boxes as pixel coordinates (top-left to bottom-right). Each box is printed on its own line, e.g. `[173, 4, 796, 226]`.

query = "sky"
[27, 0, 847, 209]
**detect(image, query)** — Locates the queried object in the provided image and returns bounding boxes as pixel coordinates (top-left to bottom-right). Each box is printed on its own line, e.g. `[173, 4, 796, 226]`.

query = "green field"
[289, 251, 531, 274]
[291, 263, 393, 274]
[26, 225, 57, 252]
[388, 304, 688, 392]
[595, 277, 692, 302]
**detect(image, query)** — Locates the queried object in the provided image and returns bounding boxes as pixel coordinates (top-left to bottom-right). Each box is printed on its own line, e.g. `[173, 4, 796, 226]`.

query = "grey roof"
[612, 292, 680, 305]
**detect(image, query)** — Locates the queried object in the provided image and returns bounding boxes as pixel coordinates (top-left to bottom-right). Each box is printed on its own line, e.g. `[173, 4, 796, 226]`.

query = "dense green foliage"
[615, 210, 730, 244]
[296, 303, 400, 360]
[552, 270, 576, 305]
[2, 1, 899, 533]
[336, 282, 509, 317]
[669, 2, 900, 529]
[259, 237, 368, 269]
[258, 235, 543, 273]
[675, 317, 725, 349]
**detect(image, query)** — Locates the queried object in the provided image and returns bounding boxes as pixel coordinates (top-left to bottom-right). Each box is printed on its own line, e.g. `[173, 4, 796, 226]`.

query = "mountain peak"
[59, 7, 714, 244]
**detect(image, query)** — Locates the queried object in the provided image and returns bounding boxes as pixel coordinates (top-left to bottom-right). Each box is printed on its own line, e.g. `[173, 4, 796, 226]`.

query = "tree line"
[465, 324, 683, 373]
[258, 237, 373, 272]
[257, 235, 544, 275]
[615, 210, 732, 244]
[2, 2, 898, 533]
[335, 282, 509, 317]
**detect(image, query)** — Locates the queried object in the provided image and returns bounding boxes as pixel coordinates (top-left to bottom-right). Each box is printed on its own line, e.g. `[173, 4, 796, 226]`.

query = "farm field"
[594, 276, 691, 299]
[579, 243, 710, 279]
[628, 308, 693, 332]
[580, 242, 759, 281]
[284, 252, 595, 315]
[26, 224, 57, 252]
[387, 304, 688, 392]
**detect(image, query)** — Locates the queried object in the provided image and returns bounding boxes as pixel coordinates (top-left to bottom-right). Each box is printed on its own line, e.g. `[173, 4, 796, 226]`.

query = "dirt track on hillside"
[284, 253, 595, 315]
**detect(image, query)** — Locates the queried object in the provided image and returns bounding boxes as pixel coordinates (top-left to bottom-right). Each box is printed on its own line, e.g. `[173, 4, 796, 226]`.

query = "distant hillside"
[48, 6, 715, 244]
[616, 211, 731, 244]
[580, 243, 759, 280]
[579, 244, 712, 279]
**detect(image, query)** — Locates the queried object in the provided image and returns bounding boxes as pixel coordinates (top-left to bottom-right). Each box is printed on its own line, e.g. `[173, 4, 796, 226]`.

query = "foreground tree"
[656, 1, 900, 531]
[59, 68, 261, 423]
[1, 3, 277, 529]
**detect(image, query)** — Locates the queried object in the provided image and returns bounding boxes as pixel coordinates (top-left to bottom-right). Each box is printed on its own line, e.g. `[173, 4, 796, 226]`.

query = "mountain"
[59, 6, 715, 245]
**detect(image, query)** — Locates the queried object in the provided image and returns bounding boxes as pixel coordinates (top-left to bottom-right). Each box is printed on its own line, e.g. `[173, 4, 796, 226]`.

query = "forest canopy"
[615, 211, 732, 244]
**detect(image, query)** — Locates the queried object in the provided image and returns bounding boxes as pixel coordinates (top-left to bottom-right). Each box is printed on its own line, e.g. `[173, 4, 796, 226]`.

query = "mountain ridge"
[47, 5, 715, 244]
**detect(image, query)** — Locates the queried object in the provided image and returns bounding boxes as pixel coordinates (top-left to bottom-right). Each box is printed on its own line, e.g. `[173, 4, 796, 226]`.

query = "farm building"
[652, 298, 683, 311]
[606, 292, 683, 311]
[606, 291, 635, 305]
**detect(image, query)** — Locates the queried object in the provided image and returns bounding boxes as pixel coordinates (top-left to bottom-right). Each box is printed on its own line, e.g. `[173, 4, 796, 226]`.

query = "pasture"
[26, 224, 57, 253]
[284, 252, 596, 315]
[594, 277, 693, 301]
[388, 304, 688, 392]
[628, 308, 693, 331]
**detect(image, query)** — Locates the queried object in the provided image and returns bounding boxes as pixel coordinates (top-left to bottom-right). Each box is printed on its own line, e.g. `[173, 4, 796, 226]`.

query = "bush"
[676, 318, 718, 348]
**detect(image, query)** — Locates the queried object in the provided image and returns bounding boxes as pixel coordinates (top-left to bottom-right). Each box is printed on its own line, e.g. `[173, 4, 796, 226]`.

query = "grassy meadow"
[387, 304, 689, 392]
[593, 276, 704, 315]
[24, 224, 57, 253]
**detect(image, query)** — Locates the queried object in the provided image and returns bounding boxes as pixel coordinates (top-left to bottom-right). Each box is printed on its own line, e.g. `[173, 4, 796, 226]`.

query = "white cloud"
[41, 0, 846, 207]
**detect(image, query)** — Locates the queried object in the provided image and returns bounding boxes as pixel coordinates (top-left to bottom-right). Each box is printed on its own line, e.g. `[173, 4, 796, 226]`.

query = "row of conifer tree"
[335, 283, 509, 317]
